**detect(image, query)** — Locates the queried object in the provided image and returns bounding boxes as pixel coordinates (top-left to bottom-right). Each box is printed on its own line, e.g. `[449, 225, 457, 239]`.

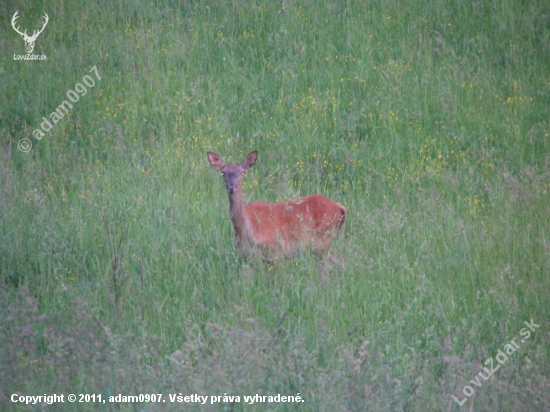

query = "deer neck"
[227, 189, 252, 241]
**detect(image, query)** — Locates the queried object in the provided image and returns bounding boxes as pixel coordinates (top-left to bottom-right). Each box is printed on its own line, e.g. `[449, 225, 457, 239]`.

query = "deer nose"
[226, 183, 238, 192]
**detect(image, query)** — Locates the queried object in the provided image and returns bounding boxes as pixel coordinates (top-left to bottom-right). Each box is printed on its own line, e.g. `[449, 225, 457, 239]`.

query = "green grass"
[1, 0, 549, 410]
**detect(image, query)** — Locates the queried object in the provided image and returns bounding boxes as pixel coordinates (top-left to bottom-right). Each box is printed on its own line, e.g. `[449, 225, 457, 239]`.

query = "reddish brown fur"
[207, 150, 346, 259]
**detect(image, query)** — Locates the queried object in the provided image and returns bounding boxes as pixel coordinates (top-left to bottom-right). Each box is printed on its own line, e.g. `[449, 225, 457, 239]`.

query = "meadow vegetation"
[1, 0, 549, 410]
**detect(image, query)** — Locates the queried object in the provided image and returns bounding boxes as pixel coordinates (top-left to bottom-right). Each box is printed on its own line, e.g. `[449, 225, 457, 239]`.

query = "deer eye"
[221, 172, 225, 176]
[241, 172, 245, 176]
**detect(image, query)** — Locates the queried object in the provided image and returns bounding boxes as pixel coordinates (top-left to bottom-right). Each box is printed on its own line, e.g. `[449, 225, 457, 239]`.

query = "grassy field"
[1, 0, 549, 410]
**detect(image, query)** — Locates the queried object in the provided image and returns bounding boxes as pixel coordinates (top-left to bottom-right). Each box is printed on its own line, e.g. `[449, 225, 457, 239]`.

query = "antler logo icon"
[11, 11, 49, 54]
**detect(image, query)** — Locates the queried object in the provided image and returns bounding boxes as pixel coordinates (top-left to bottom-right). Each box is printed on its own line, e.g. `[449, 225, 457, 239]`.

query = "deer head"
[207, 151, 257, 193]
[11, 11, 49, 54]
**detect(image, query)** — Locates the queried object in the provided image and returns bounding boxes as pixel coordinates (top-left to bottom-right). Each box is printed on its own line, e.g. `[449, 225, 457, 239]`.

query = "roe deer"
[207, 150, 346, 259]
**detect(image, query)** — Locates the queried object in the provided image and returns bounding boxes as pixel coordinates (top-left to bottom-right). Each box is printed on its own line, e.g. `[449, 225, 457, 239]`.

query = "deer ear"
[242, 151, 257, 170]
[207, 151, 224, 170]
